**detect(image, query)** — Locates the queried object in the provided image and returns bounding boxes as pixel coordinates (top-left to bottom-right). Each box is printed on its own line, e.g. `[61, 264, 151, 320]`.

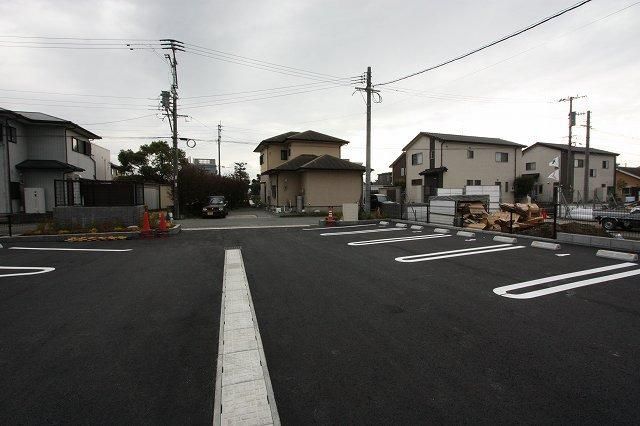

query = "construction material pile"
[461, 201, 545, 231]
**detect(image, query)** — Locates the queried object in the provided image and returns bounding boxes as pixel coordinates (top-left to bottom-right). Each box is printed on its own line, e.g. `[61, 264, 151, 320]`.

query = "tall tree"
[117, 141, 186, 183]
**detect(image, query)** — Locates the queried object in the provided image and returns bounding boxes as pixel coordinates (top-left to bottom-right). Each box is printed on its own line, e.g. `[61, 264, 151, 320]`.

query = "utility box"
[24, 187, 46, 214]
[342, 203, 358, 221]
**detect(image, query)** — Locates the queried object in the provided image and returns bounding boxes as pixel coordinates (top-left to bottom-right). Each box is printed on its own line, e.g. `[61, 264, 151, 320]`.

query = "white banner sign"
[548, 157, 559, 168]
[547, 169, 560, 181]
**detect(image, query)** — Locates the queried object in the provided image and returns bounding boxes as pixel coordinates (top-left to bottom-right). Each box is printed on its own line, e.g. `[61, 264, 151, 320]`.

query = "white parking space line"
[395, 244, 525, 263]
[213, 249, 280, 426]
[320, 228, 404, 236]
[555, 253, 571, 257]
[9, 247, 132, 252]
[0, 266, 55, 278]
[493, 262, 638, 299]
[348, 234, 450, 246]
[302, 224, 376, 231]
[184, 224, 309, 231]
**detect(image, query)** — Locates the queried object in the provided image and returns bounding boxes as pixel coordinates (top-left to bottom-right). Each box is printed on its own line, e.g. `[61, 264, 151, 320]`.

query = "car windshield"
[375, 195, 388, 202]
[208, 196, 225, 204]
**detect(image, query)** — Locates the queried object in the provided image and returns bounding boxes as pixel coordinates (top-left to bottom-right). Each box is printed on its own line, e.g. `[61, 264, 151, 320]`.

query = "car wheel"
[601, 218, 616, 231]
[622, 221, 633, 230]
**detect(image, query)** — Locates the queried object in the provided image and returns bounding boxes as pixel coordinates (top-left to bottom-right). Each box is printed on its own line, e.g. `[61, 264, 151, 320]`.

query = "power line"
[181, 42, 351, 80]
[376, 0, 592, 86]
[0, 87, 154, 100]
[79, 114, 159, 125]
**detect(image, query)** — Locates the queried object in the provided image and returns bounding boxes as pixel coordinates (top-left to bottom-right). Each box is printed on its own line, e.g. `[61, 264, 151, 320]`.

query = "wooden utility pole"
[583, 110, 591, 203]
[559, 95, 585, 202]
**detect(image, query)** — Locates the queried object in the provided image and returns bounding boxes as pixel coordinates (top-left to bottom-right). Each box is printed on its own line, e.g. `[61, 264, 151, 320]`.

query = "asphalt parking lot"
[1, 223, 639, 424]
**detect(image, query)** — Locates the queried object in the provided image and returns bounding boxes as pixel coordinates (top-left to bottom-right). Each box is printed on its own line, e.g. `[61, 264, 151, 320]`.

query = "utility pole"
[558, 95, 585, 202]
[583, 110, 591, 203]
[160, 39, 185, 219]
[217, 121, 222, 176]
[365, 67, 372, 214]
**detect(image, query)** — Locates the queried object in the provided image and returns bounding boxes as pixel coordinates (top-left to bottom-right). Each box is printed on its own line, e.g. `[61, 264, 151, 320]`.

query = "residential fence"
[54, 179, 144, 207]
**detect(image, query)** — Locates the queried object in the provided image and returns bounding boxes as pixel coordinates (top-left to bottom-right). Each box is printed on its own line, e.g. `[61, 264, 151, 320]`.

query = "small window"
[84, 141, 91, 156]
[495, 152, 508, 162]
[601, 183, 606, 188]
[466, 180, 473, 186]
[574, 159, 584, 168]
[280, 150, 288, 161]
[72, 137, 79, 152]
[602, 160, 609, 169]
[400, 167, 405, 177]
[260, 154, 264, 165]
[504, 181, 509, 193]
[474, 180, 481, 186]
[525, 162, 536, 171]
[7, 126, 17, 143]
[467, 149, 474, 159]
[538, 185, 543, 194]
[429, 150, 435, 160]
[589, 169, 597, 177]
[271, 185, 276, 198]
[411, 179, 422, 186]
[411, 153, 423, 165]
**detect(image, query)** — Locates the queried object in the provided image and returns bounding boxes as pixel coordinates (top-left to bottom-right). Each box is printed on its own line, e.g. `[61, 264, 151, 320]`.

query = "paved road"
[178, 207, 321, 229]
[1, 224, 639, 423]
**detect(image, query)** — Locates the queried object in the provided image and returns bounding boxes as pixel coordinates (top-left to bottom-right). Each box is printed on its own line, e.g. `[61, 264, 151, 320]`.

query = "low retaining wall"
[53, 206, 144, 228]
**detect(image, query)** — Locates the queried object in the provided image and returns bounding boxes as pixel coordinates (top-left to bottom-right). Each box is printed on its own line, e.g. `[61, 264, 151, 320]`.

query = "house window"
[7, 126, 17, 143]
[574, 159, 584, 168]
[429, 150, 435, 160]
[495, 152, 508, 162]
[504, 181, 509, 193]
[525, 162, 536, 171]
[411, 179, 422, 186]
[538, 185, 543, 194]
[271, 185, 276, 198]
[411, 153, 423, 165]
[400, 167, 405, 177]
[589, 169, 597, 177]
[72, 137, 79, 152]
[467, 149, 474, 159]
[466, 180, 473, 186]
[474, 180, 481, 185]
[84, 140, 91, 155]
[280, 150, 288, 161]
[602, 160, 609, 169]
[260, 154, 264, 165]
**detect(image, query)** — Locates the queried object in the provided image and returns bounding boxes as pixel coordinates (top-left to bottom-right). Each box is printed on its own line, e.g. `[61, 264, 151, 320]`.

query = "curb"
[0, 223, 181, 242]
[434, 228, 450, 234]
[596, 249, 638, 262]
[457, 231, 475, 238]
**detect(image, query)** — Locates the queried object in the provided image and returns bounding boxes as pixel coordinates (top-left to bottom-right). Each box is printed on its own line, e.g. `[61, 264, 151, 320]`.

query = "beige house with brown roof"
[522, 142, 618, 203]
[255, 131, 364, 211]
[401, 132, 525, 203]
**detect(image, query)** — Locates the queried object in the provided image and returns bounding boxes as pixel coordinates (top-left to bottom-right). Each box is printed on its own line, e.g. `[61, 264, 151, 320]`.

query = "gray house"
[0, 107, 106, 213]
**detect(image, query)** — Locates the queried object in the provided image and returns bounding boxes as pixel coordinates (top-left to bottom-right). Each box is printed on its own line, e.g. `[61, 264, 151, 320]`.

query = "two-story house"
[617, 166, 640, 202]
[401, 132, 525, 203]
[0, 107, 107, 213]
[255, 130, 364, 210]
[521, 142, 618, 203]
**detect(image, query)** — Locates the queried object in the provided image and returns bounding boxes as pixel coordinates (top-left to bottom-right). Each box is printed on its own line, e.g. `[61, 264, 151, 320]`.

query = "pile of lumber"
[461, 202, 545, 231]
[65, 235, 128, 242]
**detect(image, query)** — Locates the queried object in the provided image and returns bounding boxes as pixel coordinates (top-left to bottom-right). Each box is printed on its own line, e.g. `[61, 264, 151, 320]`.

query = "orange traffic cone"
[541, 208, 548, 220]
[141, 209, 153, 238]
[158, 211, 168, 237]
[325, 207, 336, 227]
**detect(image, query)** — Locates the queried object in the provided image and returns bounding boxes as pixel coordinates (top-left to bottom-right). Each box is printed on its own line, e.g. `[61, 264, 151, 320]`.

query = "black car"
[202, 195, 228, 218]
[370, 193, 396, 211]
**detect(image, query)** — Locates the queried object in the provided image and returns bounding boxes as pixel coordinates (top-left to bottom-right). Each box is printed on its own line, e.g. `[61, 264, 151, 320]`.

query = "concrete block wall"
[53, 206, 144, 228]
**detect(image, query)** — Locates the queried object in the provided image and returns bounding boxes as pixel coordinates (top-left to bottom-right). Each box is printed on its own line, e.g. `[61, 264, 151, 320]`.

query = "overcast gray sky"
[1, 0, 639, 178]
